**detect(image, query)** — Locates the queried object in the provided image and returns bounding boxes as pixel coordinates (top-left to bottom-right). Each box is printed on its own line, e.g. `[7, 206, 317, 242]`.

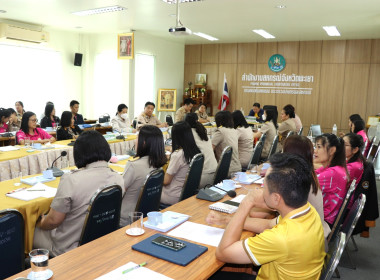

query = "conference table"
[6, 179, 259, 280]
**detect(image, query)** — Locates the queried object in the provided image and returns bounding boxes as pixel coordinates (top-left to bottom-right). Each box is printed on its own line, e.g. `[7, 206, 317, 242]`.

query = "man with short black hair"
[212, 153, 325, 280]
[136, 101, 168, 130]
[175, 98, 195, 122]
[70, 100, 84, 125]
[248, 102, 264, 123]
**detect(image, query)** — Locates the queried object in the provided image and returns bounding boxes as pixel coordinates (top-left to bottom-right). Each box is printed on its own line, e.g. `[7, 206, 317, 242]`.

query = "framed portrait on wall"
[195, 74, 207, 85]
[118, 33, 134, 59]
[157, 89, 177, 112]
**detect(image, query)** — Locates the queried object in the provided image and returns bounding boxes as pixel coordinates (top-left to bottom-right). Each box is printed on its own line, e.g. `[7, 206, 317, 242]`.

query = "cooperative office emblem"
[268, 54, 286, 72]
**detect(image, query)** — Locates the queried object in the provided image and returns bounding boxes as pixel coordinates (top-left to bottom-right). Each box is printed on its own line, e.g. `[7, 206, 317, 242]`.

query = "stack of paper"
[0, 146, 20, 152]
[6, 183, 57, 201]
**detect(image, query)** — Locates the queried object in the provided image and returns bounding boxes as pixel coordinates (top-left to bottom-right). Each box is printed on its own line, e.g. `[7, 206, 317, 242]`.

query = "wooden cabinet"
[183, 85, 213, 116]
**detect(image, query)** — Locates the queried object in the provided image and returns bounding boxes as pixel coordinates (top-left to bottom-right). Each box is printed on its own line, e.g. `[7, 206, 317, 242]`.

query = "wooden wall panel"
[278, 41, 299, 64]
[345, 40, 372, 63]
[318, 64, 345, 130]
[185, 45, 201, 64]
[183, 64, 200, 88]
[371, 39, 380, 63]
[365, 64, 380, 119]
[257, 42, 277, 63]
[238, 43, 257, 64]
[201, 44, 219, 64]
[236, 64, 256, 114]
[297, 64, 321, 128]
[200, 64, 219, 114]
[299, 41, 322, 63]
[219, 44, 238, 64]
[275, 64, 299, 111]
[255, 64, 276, 107]
[218, 64, 237, 111]
[340, 64, 370, 129]
[322, 40, 346, 63]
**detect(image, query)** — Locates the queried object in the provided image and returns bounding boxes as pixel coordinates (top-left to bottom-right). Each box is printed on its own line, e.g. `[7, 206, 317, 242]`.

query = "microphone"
[116, 130, 125, 141]
[212, 185, 237, 198]
[47, 151, 67, 177]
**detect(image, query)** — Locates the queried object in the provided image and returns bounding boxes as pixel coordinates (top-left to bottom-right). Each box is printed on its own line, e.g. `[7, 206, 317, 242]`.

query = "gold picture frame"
[195, 73, 207, 85]
[118, 33, 134, 59]
[157, 89, 177, 112]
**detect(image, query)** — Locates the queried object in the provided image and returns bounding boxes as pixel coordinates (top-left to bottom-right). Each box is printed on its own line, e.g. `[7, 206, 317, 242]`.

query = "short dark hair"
[352, 119, 365, 133]
[264, 109, 278, 129]
[70, 100, 80, 107]
[199, 103, 207, 109]
[283, 104, 295, 118]
[267, 153, 311, 208]
[315, 133, 347, 169]
[144, 102, 155, 108]
[73, 130, 111, 168]
[185, 112, 208, 141]
[20, 111, 36, 134]
[171, 121, 201, 163]
[136, 125, 167, 168]
[253, 103, 260, 108]
[215, 111, 234, 128]
[60, 111, 73, 128]
[232, 110, 249, 129]
[344, 133, 366, 166]
[15, 101, 24, 108]
[44, 104, 55, 117]
[7, 108, 16, 115]
[117, 104, 128, 115]
[0, 108, 11, 122]
[183, 98, 195, 106]
[349, 114, 362, 123]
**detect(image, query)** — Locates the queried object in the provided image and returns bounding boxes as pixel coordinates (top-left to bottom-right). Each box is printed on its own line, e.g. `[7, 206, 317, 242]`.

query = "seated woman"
[56, 111, 82, 140]
[232, 110, 253, 169]
[33, 130, 124, 257]
[40, 103, 60, 129]
[212, 111, 242, 174]
[351, 119, 368, 152]
[253, 108, 278, 159]
[314, 133, 349, 228]
[161, 121, 201, 206]
[120, 125, 167, 226]
[343, 133, 365, 208]
[339, 113, 362, 137]
[0, 108, 11, 133]
[111, 104, 135, 133]
[16, 111, 56, 144]
[185, 113, 217, 188]
[278, 104, 297, 150]
[195, 103, 210, 124]
[7, 108, 21, 132]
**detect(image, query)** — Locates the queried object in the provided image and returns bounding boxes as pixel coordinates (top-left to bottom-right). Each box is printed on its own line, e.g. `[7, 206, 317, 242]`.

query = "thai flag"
[218, 73, 230, 111]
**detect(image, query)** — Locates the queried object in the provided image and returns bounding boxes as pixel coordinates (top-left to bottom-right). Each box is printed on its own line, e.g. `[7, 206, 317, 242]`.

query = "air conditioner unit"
[0, 23, 49, 44]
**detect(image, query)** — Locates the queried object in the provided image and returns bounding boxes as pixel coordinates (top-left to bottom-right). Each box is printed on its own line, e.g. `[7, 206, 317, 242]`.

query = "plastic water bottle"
[332, 124, 337, 135]
[240, 107, 245, 116]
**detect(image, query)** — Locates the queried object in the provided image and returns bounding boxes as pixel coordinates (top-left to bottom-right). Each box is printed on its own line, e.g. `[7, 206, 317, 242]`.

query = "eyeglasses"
[29, 119, 38, 123]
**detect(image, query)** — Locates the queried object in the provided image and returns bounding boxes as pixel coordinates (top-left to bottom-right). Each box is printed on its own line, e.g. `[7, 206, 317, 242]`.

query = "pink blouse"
[16, 128, 53, 142]
[346, 160, 364, 208]
[316, 165, 348, 225]
[0, 123, 8, 133]
[357, 130, 369, 153]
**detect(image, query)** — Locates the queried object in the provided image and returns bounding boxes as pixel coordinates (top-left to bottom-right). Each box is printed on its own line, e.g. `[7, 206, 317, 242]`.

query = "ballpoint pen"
[122, 262, 147, 274]
[6, 187, 26, 194]
[27, 189, 46, 191]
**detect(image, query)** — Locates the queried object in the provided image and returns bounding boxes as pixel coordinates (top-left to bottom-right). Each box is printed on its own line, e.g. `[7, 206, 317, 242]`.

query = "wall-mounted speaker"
[74, 53, 83, 66]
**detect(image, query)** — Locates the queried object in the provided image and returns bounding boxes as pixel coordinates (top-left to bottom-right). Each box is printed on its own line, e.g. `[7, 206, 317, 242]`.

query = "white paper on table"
[168, 221, 225, 247]
[51, 144, 68, 148]
[94, 262, 173, 280]
[254, 177, 264, 185]
[5, 189, 42, 201]
[30, 183, 57, 198]
[0, 146, 20, 152]
[231, 194, 246, 203]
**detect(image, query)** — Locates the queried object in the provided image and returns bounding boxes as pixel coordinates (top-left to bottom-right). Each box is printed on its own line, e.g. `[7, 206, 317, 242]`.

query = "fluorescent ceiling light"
[162, 0, 202, 4]
[194, 32, 219, 41]
[252, 29, 275, 39]
[323, 26, 341, 36]
[72, 6, 127, 16]
[276, 5, 286, 9]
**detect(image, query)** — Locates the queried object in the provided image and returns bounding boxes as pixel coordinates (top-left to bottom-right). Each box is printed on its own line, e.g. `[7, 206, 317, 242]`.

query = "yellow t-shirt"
[243, 203, 325, 280]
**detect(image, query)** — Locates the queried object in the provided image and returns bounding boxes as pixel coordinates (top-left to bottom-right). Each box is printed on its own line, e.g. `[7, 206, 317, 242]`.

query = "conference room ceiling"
[0, 0, 379, 44]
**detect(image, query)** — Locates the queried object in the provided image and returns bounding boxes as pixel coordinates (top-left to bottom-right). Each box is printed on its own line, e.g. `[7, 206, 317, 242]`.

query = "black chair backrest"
[213, 146, 233, 185]
[180, 153, 204, 201]
[259, 132, 266, 144]
[247, 140, 264, 170]
[340, 194, 366, 243]
[298, 126, 303, 135]
[268, 135, 279, 158]
[135, 169, 165, 216]
[0, 209, 24, 279]
[79, 184, 122, 246]
[286, 130, 295, 138]
[166, 115, 174, 126]
[320, 232, 346, 280]
[327, 179, 356, 244]
[132, 119, 137, 129]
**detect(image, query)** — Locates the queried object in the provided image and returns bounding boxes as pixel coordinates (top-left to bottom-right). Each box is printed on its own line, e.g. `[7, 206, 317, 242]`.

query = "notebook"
[132, 233, 208, 266]
[209, 194, 246, 214]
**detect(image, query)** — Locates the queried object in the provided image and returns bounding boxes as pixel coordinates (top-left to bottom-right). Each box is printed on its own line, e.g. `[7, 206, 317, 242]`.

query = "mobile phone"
[151, 235, 186, 251]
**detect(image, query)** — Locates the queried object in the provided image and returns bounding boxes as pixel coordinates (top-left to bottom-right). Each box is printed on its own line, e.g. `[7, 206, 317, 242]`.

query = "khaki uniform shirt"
[175, 107, 187, 123]
[161, 149, 189, 205]
[8, 119, 21, 132]
[195, 110, 208, 121]
[278, 118, 297, 148]
[49, 161, 124, 256]
[236, 127, 254, 168]
[120, 156, 155, 227]
[211, 127, 242, 174]
[259, 121, 277, 158]
[136, 112, 162, 129]
[111, 114, 132, 132]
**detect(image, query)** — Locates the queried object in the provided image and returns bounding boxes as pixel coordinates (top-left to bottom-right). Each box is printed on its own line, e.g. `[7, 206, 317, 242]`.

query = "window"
[134, 54, 155, 115]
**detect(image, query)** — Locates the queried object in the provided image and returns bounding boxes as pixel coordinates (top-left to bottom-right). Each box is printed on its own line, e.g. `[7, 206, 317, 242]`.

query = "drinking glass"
[29, 249, 49, 279]
[126, 212, 144, 236]
[24, 137, 31, 148]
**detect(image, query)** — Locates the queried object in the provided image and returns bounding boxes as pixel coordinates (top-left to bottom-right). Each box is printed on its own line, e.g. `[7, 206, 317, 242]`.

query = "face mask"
[121, 113, 128, 120]
[262, 114, 266, 121]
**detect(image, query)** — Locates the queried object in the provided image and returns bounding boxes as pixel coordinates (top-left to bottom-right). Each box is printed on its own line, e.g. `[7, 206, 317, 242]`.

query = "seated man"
[136, 101, 167, 130]
[175, 98, 195, 123]
[211, 153, 325, 280]
[248, 102, 264, 123]
[70, 100, 84, 125]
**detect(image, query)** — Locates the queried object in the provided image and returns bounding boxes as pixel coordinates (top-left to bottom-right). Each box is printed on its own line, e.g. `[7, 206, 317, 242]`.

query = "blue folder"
[132, 233, 208, 266]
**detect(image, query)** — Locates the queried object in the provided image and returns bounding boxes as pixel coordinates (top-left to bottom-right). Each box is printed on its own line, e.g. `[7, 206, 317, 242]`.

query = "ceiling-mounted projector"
[169, 26, 192, 36]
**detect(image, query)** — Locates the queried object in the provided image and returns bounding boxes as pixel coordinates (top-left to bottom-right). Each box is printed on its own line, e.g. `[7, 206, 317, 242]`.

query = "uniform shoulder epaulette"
[129, 156, 140, 162]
